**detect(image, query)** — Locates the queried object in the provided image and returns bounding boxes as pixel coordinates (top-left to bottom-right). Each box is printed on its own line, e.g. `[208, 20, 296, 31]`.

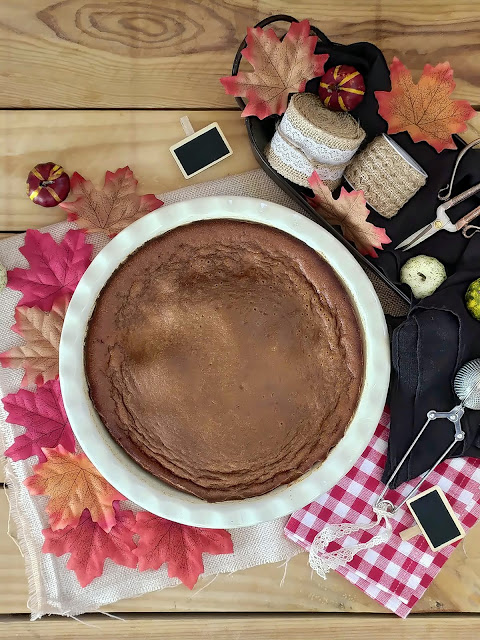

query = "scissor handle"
[438, 138, 480, 201]
[457, 204, 480, 236]
[445, 181, 480, 209]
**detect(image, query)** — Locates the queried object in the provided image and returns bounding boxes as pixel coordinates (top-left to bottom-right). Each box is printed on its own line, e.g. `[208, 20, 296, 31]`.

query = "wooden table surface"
[1, 1, 480, 637]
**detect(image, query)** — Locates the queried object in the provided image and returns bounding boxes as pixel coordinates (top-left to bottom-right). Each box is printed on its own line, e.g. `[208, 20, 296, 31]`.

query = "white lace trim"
[269, 134, 345, 181]
[308, 502, 393, 579]
[279, 112, 357, 166]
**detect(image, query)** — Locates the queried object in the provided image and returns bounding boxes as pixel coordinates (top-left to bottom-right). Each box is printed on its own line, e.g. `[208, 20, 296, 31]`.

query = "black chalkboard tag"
[170, 119, 232, 179]
[400, 486, 465, 552]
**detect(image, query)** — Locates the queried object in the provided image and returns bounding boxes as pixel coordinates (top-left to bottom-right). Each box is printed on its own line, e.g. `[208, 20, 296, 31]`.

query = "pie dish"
[84, 219, 364, 502]
[60, 196, 390, 527]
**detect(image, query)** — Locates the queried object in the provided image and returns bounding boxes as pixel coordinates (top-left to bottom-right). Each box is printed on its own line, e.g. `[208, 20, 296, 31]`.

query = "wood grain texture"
[0, 110, 255, 231]
[0, 109, 477, 234]
[1, 109, 480, 615]
[0, 1, 479, 108]
[2, 614, 480, 640]
[1, 491, 480, 614]
[462, 111, 480, 143]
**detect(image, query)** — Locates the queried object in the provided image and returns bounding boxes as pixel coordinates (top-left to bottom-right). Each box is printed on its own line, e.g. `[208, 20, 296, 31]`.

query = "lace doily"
[345, 134, 427, 219]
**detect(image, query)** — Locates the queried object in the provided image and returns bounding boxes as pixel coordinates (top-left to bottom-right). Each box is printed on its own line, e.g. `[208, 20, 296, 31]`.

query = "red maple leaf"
[42, 504, 137, 587]
[375, 58, 476, 153]
[3, 379, 75, 463]
[7, 229, 92, 311]
[221, 20, 328, 119]
[59, 167, 163, 236]
[308, 172, 391, 258]
[134, 511, 233, 589]
[24, 445, 124, 532]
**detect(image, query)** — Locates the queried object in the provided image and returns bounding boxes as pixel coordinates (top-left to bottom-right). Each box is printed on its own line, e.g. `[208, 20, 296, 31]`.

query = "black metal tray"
[229, 14, 412, 305]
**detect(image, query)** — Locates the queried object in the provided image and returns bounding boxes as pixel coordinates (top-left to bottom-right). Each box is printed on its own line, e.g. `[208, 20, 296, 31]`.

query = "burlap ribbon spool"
[345, 134, 427, 219]
[265, 92, 366, 190]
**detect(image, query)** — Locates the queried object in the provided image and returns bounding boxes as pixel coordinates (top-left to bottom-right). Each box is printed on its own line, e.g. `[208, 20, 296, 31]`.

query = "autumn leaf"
[0, 296, 67, 387]
[59, 167, 164, 236]
[134, 511, 233, 589]
[307, 172, 391, 258]
[220, 20, 328, 119]
[42, 504, 137, 587]
[7, 229, 92, 311]
[24, 445, 124, 532]
[3, 379, 75, 463]
[375, 58, 476, 153]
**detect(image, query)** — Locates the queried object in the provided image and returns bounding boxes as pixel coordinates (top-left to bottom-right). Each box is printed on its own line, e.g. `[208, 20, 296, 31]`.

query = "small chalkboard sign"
[400, 486, 465, 552]
[170, 122, 232, 179]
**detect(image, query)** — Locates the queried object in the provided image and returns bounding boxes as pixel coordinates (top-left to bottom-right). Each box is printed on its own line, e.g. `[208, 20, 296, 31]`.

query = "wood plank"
[0, 109, 478, 234]
[0, 1, 479, 108]
[1, 491, 480, 614]
[1, 613, 480, 639]
[0, 110, 256, 231]
[1, 109, 480, 612]
[463, 111, 480, 144]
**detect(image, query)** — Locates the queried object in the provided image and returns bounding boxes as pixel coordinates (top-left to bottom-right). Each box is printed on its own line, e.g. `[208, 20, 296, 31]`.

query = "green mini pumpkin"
[466, 278, 480, 321]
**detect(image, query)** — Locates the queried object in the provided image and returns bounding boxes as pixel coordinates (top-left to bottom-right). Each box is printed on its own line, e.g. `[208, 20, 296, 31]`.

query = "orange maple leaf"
[0, 296, 68, 387]
[375, 58, 476, 153]
[24, 445, 124, 532]
[307, 172, 391, 258]
[60, 167, 163, 236]
[220, 20, 328, 119]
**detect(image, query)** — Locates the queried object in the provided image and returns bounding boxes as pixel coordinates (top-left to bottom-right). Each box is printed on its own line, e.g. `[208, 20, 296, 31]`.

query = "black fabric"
[383, 236, 480, 486]
[304, 36, 480, 485]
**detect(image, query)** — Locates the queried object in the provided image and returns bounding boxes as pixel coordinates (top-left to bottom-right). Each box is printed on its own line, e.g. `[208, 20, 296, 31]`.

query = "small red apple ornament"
[318, 65, 365, 112]
[26, 162, 70, 207]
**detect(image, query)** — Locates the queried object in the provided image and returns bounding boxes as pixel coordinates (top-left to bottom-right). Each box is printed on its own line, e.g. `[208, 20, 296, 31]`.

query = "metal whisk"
[376, 358, 480, 513]
[454, 358, 480, 410]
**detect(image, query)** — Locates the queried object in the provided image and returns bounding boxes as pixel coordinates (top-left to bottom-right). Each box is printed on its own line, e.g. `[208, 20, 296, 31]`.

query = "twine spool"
[265, 93, 366, 190]
[344, 134, 427, 219]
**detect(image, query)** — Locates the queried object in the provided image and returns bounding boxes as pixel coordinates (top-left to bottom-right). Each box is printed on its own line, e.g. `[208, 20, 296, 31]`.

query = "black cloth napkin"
[383, 235, 480, 487]
[309, 32, 480, 486]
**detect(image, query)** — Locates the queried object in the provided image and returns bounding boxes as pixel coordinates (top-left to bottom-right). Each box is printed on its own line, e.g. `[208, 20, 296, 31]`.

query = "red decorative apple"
[26, 162, 70, 207]
[318, 65, 365, 112]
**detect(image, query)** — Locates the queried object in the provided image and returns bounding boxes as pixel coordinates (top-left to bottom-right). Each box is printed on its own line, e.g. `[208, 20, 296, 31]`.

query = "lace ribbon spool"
[265, 93, 366, 190]
[344, 134, 427, 219]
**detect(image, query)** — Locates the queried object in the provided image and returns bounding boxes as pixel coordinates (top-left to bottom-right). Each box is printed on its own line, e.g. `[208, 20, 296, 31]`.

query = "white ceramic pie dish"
[60, 195, 390, 528]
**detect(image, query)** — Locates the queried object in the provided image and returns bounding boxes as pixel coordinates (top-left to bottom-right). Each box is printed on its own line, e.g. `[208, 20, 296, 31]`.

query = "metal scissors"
[396, 138, 480, 251]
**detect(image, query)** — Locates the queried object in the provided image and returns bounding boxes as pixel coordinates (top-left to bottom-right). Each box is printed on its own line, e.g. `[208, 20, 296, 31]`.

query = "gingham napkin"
[285, 409, 480, 617]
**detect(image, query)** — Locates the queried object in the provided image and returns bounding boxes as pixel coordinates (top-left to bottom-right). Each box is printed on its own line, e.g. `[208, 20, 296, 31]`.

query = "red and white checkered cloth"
[285, 409, 480, 617]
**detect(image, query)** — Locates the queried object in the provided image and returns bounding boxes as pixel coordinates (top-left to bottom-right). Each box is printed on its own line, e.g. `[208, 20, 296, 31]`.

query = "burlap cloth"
[0, 169, 406, 619]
